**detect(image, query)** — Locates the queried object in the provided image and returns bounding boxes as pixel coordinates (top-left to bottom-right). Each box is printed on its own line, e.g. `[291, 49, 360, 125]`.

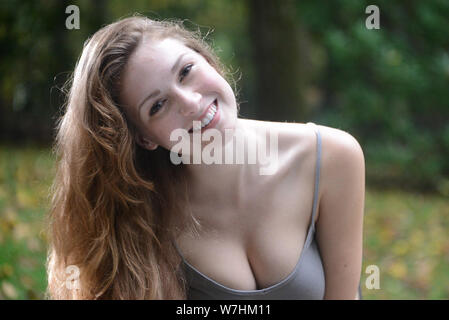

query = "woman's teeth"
[188, 100, 218, 133]
[201, 103, 217, 128]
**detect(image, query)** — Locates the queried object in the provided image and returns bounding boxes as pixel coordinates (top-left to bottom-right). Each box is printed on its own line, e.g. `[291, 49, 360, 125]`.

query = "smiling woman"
[46, 14, 365, 300]
[46, 15, 232, 300]
[119, 36, 238, 152]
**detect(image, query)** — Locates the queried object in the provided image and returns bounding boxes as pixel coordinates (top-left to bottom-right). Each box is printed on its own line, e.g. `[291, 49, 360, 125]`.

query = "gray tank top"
[175, 122, 325, 299]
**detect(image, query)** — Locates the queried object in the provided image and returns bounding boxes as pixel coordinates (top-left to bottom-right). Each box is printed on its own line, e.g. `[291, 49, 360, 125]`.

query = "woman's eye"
[150, 100, 165, 116]
[179, 64, 193, 82]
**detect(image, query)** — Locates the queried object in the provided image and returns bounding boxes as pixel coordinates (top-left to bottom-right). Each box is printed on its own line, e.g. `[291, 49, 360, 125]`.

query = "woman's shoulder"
[274, 121, 365, 225]
[241, 119, 362, 152]
[243, 119, 364, 184]
[313, 123, 363, 152]
[239, 118, 364, 167]
[312, 123, 365, 174]
[313, 124, 365, 202]
[240, 119, 315, 151]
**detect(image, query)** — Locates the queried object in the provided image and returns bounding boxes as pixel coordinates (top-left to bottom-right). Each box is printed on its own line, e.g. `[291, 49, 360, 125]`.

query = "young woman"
[46, 15, 365, 300]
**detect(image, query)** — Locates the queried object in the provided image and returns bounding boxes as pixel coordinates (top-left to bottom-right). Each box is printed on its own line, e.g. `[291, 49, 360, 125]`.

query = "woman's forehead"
[132, 37, 192, 66]
[123, 38, 196, 91]
[120, 38, 194, 119]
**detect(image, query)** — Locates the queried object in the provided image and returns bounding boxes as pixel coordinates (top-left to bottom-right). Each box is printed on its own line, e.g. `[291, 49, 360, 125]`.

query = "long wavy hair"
[46, 15, 235, 299]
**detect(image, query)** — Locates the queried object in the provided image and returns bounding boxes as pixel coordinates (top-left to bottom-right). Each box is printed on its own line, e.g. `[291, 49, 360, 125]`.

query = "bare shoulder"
[314, 124, 365, 196]
[244, 118, 363, 155]
[241, 119, 365, 184]
[273, 121, 365, 200]
[241, 119, 317, 151]
[315, 124, 364, 154]
[252, 119, 365, 201]
[311, 124, 365, 299]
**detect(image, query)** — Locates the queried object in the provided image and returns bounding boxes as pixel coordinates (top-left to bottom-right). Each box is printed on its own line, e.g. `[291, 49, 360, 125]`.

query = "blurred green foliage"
[295, 0, 449, 194]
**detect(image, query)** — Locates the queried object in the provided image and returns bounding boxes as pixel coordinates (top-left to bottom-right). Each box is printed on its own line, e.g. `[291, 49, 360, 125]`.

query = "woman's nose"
[176, 89, 201, 116]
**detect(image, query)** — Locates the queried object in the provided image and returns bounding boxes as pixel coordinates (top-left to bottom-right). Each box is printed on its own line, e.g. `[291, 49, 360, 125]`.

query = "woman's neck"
[183, 118, 265, 207]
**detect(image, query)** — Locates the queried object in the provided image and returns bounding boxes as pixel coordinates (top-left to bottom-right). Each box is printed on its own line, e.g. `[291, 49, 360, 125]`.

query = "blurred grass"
[0, 145, 448, 299]
[0, 144, 53, 299]
[362, 188, 449, 299]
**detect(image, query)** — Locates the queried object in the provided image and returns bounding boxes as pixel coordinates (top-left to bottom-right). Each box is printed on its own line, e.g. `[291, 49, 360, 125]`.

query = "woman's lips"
[188, 99, 219, 133]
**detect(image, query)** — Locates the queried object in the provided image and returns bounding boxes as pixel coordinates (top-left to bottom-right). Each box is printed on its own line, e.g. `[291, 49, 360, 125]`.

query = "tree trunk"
[247, 0, 305, 122]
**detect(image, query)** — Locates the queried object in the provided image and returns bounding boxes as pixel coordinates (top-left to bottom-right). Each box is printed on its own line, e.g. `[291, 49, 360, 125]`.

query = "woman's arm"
[315, 126, 366, 299]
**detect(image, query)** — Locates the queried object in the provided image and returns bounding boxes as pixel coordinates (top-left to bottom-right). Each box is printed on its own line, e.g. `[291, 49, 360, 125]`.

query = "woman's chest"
[176, 154, 319, 290]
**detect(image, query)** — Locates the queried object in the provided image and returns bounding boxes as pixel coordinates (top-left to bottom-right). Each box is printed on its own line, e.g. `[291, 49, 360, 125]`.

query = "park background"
[0, 0, 448, 299]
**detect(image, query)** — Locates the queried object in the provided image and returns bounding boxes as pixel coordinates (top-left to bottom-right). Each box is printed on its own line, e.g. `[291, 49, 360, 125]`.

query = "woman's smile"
[120, 37, 237, 152]
[188, 98, 220, 133]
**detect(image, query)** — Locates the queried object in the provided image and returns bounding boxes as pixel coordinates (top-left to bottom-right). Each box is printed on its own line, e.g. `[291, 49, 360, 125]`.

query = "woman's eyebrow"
[137, 53, 188, 112]
[138, 89, 161, 112]
[171, 52, 187, 74]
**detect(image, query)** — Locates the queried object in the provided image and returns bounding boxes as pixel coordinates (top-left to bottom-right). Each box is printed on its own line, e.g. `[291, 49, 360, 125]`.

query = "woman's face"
[120, 37, 238, 151]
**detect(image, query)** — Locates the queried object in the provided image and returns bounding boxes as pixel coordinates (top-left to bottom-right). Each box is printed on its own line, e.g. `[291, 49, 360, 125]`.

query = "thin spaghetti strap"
[306, 122, 322, 230]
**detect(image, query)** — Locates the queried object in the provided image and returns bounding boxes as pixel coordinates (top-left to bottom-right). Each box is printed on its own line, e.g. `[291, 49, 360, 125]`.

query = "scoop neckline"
[176, 122, 321, 295]
[177, 221, 316, 296]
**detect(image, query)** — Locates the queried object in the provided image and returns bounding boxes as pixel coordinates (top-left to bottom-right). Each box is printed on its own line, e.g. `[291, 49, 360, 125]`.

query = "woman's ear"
[136, 134, 158, 150]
